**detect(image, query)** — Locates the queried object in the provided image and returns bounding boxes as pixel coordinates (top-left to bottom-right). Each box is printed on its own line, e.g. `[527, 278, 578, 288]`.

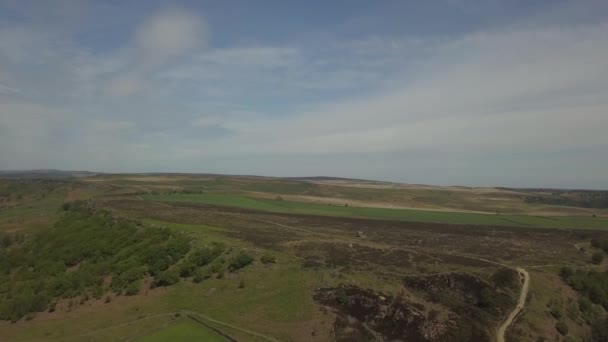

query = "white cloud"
[135, 8, 207, 64]
[107, 75, 143, 96]
[192, 116, 224, 128]
[104, 8, 208, 96]
[197, 47, 299, 67]
[192, 110, 265, 133]
[167, 22, 608, 163]
[0, 83, 20, 94]
[90, 120, 136, 132]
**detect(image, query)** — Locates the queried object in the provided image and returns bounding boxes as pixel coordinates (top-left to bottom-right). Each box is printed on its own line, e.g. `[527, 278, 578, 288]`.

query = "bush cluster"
[228, 252, 254, 272]
[591, 239, 608, 253]
[179, 243, 224, 278]
[0, 209, 194, 321]
[555, 320, 569, 336]
[561, 267, 608, 309]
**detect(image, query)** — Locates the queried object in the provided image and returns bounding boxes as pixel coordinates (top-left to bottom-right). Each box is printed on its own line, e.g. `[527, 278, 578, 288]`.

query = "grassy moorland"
[3, 175, 608, 341]
[143, 193, 608, 230]
[86, 174, 608, 216]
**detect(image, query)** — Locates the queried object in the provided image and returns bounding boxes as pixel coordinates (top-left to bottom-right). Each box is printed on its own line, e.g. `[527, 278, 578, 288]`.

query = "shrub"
[566, 302, 580, 321]
[111, 266, 145, 292]
[260, 254, 277, 264]
[491, 268, 518, 289]
[125, 280, 141, 296]
[61, 200, 87, 212]
[193, 269, 210, 283]
[591, 239, 608, 253]
[560, 267, 574, 279]
[578, 297, 592, 312]
[592, 252, 604, 265]
[592, 318, 608, 341]
[238, 279, 245, 289]
[550, 307, 562, 319]
[190, 244, 224, 267]
[1, 233, 12, 248]
[555, 320, 569, 336]
[477, 288, 494, 308]
[336, 288, 349, 305]
[179, 261, 196, 278]
[93, 286, 103, 300]
[228, 252, 254, 272]
[210, 260, 224, 273]
[155, 269, 179, 287]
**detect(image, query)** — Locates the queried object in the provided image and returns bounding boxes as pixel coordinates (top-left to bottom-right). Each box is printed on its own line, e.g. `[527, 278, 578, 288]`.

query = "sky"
[1, 0, 607, 189]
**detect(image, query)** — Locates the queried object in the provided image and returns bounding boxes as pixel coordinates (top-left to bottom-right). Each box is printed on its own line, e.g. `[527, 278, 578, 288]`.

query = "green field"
[138, 320, 226, 341]
[143, 193, 608, 230]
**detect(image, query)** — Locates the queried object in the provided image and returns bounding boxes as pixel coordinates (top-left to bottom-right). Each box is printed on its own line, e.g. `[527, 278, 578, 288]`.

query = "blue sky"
[1, 0, 607, 188]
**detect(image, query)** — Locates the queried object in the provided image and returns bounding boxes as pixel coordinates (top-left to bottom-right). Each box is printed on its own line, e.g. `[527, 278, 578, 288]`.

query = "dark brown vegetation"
[314, 286, 443, 341]
[103, 199, 602, 267]
[314, 276, 515, 342]
[403, 272, 516, 340]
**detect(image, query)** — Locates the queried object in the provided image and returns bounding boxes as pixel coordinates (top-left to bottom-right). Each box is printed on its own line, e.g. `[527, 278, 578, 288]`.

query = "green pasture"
[143, 193, 608, 230]
[138, 320, 226, 342]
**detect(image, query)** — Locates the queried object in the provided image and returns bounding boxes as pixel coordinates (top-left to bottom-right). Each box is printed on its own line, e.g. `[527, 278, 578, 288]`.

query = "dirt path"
[183, 310, 280, 342]
[496, 268, 529, 342]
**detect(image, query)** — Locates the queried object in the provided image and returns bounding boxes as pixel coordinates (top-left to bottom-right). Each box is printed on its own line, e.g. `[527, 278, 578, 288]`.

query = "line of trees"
[525, 191, 608, 209]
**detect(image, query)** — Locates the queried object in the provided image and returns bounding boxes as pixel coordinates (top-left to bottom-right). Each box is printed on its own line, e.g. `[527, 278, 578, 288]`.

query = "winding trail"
[496, 268, 530, 342]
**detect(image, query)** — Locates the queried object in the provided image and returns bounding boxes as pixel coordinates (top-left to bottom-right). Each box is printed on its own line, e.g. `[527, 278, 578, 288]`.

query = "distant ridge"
[286, 175, 401, 183]
[0, 169, 98, 180]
